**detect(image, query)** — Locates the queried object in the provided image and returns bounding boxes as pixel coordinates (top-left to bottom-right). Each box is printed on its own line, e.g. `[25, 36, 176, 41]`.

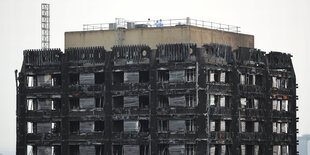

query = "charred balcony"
[112, 45, 151, 66]
[23, 49, 62, 68]
[66, 47, 106, 66]
[156, 43, 196, 63]
[68, 119, 105, 140]
[111, 119, 150, 140]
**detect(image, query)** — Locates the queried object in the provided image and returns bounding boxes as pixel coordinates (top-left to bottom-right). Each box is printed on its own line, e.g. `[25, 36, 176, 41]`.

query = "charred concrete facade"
[17, 27, 297, 155]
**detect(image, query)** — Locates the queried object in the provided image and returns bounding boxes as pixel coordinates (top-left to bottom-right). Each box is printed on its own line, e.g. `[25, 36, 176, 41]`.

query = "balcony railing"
[83, 17, 240, 33]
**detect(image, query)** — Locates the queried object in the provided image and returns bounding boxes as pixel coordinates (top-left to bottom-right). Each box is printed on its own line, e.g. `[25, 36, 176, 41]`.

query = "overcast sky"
[1, 0, 309, 154]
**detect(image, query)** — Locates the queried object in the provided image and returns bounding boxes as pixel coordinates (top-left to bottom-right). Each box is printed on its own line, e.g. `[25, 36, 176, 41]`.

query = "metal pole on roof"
[186, 17, 190, 25]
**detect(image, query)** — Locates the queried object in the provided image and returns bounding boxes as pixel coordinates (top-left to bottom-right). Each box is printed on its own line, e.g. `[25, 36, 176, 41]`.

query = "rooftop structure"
[65, 18, 254, 50]
[16, 19, 297, 155]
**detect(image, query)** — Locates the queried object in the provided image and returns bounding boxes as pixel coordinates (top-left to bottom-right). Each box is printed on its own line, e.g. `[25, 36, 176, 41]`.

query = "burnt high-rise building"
[16, 18, 298, 155]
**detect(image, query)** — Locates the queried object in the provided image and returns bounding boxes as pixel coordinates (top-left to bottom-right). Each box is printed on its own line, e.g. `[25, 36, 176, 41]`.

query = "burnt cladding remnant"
[16, 43, 297, 155]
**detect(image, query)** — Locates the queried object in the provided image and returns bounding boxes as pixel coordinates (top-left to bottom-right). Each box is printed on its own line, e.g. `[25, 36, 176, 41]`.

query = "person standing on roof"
[155, 20, 160, 27]
[147, 18, 152, 27]
[159, 19, 163, 27]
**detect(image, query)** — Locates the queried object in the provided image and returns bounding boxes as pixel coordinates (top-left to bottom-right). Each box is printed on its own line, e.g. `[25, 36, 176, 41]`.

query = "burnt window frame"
[112, 71, 124, 84]
[113, 96, 124, 108]
[185, 119, 196, 132]
[95, 97, 104, 108]
[69, 73, 79, 85]
[52, 98, 61, 111]
[52, 121, 61, 134]
[158, 95, 169, 108]
[95, 145, 105, 155]
[95, 72, 105, 84]
[158, 70, 169, 82]
[113, 120, 124, 133]
[69, 145, 79, 155]
[139, 95, 149, 108]
[186, 94, 196, 107]
[139, 120, 149, 132]
[185, 69, 196, 82]
[69, 98, 80, 110]
[112, 145, 123, 155]
[51, 74, 62, 86]
[94, 121, 104, 132]
[70, 121, 80, 133]
[158, 120, 169, 132]
[139, 71, 150, 83]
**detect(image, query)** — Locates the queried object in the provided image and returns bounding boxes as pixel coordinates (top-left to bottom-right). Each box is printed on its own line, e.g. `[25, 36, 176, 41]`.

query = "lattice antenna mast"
[41, 3, 50, 49]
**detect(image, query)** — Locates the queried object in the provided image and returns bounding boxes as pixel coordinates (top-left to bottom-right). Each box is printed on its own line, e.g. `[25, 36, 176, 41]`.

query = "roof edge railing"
[83, 17, 241, 33]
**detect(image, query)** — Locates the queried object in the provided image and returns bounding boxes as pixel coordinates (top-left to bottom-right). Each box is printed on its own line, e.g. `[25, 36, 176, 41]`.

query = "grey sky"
[1, 0, 309, 154]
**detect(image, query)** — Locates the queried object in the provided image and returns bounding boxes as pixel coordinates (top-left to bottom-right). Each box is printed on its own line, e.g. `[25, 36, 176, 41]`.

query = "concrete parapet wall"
[65, 26, 254, 50]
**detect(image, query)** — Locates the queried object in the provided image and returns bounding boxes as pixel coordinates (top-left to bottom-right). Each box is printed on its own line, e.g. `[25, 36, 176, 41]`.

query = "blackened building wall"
[16, 43, 297, 155]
